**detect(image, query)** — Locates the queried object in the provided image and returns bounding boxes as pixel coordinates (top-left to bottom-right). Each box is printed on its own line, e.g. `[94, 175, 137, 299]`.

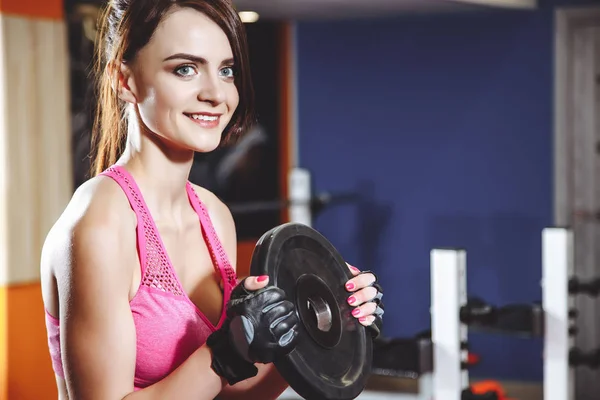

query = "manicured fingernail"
[350, 266, 360, 273]
[352, 308, 361, 316]
[348, 296, 356, 305]
[346, 282, 355, 291]
[359, 317, 368, 323]
[257, 275, 269, 282]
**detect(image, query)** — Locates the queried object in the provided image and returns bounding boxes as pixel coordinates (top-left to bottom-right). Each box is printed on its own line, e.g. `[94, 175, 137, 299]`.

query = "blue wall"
[295, 0, 596, 382]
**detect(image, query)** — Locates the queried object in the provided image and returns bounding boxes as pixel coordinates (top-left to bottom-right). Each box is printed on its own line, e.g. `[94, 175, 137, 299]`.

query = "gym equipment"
[459, 299, 544, 337]
[568, 276, 600, 297]
[430, 227, 600, 400]
[250, 222, 372, 400]
[371, 332, 433, 380]
[430, 248, 469, 400]
[461, 388, 499, 400]
[569, 348, 600, 368]
[370, 331, 487, 400]
[371, 333, 434, 400]
[464, 380, 512, 400]
[227, 192, 359, 217]
[227, 168, 359, 228]
[365, 248, 494, 400]
[538, 229, 600, 394]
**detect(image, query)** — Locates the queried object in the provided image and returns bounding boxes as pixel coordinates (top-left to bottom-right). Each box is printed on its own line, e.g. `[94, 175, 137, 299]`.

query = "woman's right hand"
[206, 275, 299, 386]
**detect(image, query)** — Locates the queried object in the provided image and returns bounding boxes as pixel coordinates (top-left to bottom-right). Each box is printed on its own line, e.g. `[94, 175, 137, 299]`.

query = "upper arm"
[57, 194, 138, 399]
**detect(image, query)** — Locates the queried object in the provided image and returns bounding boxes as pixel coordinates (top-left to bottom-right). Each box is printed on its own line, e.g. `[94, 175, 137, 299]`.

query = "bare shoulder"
[190, 184, 233, 224]
[41, 175, 138, 311]
[190, 183, 237, 266]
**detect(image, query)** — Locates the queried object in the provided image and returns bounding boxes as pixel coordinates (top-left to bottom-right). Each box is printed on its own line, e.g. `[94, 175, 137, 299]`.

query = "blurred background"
[1, 0, 599, 398]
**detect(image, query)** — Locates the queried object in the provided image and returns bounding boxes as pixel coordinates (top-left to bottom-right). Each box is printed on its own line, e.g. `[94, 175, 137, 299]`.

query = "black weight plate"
[250, 222, 372, 400]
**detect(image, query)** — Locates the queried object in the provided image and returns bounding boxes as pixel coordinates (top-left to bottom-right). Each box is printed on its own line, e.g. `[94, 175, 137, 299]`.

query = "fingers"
[262, 299, 294, 320]
[270, 310, 297, 338]
[347, 285, 379, 307]
[350, 297, 384, 323]
[371, 282, 384, 300]
[351, 301, 376, 319]
[346, 263, 361, 276]
[345, 272, 376, 292]
[264, 300, 298, 346]
[277, 324, 299, 348]
[244, 275, 270, 291]
[344, 266, 384, 331]
[228, 276, 276, 311]
[357, 315, 376, 327]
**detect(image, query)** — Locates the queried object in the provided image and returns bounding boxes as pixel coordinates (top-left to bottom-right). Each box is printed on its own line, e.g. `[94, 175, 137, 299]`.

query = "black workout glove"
[360, 270, 384, 339]
[206, 278, 299, 386]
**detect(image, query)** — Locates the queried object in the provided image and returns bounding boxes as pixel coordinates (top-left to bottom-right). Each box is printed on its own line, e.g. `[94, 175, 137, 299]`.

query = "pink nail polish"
[346, 282, 355, 291]
[359, 317, 367, 323]
[257, 275, 269, 282]
[352, 308, 361, 316]
[348, 296, 356, 305]
[350, 266, 360, 273]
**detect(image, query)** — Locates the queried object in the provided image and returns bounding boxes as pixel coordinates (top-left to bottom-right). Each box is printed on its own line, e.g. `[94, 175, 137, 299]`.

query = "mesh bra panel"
[108, 167, 184, 296]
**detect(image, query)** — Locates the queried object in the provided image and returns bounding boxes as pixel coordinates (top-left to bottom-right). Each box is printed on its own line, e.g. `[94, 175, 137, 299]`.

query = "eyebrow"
[163, 53, 234, 65]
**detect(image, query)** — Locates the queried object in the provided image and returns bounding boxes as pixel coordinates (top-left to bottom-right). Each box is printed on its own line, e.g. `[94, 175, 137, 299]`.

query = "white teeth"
[190, 114, 218, 121]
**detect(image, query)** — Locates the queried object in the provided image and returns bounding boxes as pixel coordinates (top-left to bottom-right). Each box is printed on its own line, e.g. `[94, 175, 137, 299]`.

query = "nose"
[197, 72, 225, 106]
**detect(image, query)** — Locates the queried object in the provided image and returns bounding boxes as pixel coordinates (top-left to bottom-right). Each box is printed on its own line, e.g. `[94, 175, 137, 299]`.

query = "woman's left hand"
[345, 263, 384, 339]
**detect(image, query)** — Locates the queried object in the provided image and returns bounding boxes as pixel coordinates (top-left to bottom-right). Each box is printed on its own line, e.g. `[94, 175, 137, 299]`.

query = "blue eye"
[175, 65, 196, 77]
[220, 66, 235, 78]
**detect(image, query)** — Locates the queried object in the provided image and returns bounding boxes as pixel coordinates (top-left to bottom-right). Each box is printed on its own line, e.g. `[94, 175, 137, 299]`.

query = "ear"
[107, 61, 138, 104]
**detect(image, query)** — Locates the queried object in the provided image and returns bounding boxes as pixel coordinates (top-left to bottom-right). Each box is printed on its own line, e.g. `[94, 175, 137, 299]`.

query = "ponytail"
[89, 4, 127, 177]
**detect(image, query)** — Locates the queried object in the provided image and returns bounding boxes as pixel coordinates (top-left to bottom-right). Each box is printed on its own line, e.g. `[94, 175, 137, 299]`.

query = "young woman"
[41, 1, 384, 399]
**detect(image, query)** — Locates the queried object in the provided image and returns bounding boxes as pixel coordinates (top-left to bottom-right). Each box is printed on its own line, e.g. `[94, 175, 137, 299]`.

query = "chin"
[177, 119, 229, 153]
[191, 143, 220, 153]
[188, 132, 223, 153]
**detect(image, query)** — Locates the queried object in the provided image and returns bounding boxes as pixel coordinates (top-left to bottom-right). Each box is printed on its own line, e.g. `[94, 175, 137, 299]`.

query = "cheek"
[136, 87, 159, 131]
[227, 85, 240, 115]
[138, 83, 191, 131]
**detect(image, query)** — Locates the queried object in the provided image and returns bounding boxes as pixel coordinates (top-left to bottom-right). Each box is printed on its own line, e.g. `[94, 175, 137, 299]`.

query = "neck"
[116, 112, 195, 224]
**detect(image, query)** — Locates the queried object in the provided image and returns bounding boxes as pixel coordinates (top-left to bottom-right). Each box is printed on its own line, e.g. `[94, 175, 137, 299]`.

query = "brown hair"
[90, 0, 255, 176]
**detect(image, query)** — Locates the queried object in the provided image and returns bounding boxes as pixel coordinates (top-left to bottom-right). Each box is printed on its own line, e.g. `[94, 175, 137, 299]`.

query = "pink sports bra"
[44, 165, 238, 389]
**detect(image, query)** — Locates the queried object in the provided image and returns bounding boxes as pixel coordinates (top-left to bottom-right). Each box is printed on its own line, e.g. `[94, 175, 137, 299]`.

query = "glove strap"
[206, 322, 258, 386]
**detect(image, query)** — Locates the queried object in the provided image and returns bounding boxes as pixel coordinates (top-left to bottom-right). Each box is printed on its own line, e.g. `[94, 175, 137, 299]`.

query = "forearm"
[123, 345, 225, 400]
[217, 364, 288, 400]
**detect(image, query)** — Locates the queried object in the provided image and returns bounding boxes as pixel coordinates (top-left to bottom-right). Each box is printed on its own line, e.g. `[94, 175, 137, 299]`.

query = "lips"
[185, 112, 221, 129]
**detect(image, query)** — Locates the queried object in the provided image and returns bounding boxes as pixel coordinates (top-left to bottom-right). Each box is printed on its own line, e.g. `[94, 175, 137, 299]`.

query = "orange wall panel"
[0, 287, 6, 400]
[0, 0, 63, 20]
[0, 283, 57, 400]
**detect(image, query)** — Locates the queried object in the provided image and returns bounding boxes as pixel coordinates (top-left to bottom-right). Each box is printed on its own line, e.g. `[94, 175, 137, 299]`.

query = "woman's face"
[120, 7, 240, 153]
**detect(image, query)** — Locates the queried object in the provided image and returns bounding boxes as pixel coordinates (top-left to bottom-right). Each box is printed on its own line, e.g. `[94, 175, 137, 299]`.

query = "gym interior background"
[0, 0, 599, 398]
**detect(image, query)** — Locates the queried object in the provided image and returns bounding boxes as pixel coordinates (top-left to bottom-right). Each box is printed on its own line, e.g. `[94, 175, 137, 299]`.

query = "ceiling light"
[239, 11, 260, 23]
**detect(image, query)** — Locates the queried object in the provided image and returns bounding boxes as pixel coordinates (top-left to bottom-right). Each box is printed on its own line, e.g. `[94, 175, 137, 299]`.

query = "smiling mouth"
[186, 113, 219, 122]
[185, 113, 221, 128]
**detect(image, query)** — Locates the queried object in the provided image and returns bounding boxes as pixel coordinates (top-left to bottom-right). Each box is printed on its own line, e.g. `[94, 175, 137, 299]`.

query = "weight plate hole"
[307, 296, 333, 332]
